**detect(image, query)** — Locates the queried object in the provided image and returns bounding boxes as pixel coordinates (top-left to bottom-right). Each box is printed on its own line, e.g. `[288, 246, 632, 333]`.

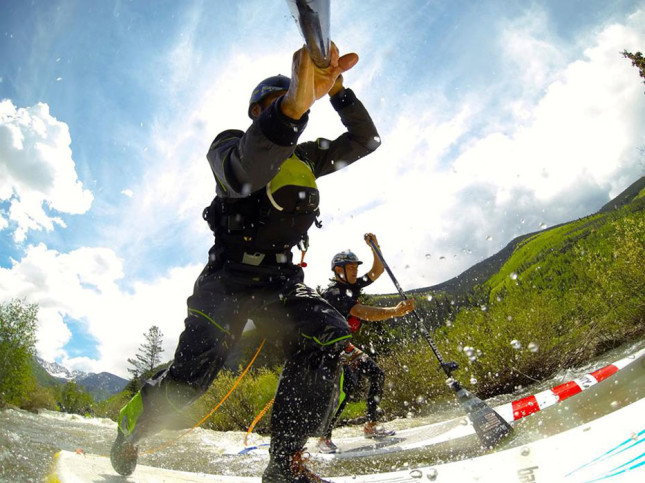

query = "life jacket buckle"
[242, 252, 265, 266]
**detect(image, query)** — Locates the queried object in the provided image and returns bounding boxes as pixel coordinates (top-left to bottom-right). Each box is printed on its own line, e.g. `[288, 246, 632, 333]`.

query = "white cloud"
[305, 8, 645, 292]
[0, 243, 200, 377]
[498, 7, 567, 97]
[0, 100, 93, 242]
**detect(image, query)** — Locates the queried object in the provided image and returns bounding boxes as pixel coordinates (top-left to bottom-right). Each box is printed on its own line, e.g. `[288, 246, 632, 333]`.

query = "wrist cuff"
[258, 98, 309, 146]
[330, 88, 357, 111]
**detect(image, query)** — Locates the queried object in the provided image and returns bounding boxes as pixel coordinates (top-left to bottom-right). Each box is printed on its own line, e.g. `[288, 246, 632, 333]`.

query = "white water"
[2, 339, 644, 482]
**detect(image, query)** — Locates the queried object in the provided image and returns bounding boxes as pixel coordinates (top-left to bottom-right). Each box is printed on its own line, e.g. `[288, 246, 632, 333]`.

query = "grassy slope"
[411, 176, 645, 299]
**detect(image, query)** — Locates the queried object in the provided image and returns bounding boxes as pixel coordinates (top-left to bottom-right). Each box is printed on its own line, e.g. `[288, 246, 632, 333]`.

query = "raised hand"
[281, 42, 358, 120]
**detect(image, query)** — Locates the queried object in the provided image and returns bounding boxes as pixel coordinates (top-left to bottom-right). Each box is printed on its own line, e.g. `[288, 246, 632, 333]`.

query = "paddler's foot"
[317, 437, 338, 454]
[363, 421, 395, 439]
[262, 449, 331, 482]
[110, 429, 138, 476]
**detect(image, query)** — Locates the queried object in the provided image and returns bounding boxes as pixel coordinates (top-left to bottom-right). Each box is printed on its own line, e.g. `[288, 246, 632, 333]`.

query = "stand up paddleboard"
[49, 348, 645, 482]
[49, 397, 645, 482]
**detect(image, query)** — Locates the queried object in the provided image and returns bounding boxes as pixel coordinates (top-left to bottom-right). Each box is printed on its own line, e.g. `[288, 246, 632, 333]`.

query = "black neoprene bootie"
[110, 429, 139, 476]
[262, 449, 331, 482]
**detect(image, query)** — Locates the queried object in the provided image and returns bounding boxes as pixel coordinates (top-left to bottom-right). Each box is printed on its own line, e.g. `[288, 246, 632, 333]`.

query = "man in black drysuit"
[110, 43, 381, 483]
[317, 236, 414, 454]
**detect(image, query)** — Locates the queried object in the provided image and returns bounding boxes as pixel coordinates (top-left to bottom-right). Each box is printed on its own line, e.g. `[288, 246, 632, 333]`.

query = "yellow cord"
[244, 397, 275, 447]
[140, 339, 266, 455]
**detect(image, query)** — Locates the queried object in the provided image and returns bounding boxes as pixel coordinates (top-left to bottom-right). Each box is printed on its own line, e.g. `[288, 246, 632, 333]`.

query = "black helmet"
[331, 250, 363, 270]
[248, 75, 290, 118]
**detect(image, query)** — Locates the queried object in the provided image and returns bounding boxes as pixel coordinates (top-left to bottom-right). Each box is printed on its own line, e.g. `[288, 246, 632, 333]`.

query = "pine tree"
[622, 50, 645, 88]
[127, 325, 164, 379]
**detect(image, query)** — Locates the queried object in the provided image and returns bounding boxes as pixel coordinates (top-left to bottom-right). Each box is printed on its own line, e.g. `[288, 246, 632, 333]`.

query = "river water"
[1, 339, 644, 482]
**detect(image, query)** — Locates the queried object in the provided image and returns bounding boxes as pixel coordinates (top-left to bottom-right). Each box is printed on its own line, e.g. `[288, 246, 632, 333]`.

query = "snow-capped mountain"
[35, 357, 128, 401]
[36, 357, 86, 380]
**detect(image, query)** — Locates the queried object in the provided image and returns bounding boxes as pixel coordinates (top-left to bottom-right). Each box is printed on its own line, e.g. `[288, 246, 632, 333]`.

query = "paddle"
[366, 237, 513, 448]
[286, 0, 331, 68]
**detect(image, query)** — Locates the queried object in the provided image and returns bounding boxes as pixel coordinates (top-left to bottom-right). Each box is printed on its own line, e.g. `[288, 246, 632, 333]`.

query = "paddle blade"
[448, 379, 513, 448]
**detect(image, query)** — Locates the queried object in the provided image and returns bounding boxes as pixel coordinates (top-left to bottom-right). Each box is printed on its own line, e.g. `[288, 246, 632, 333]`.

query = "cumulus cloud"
[306, 9, 645, 292]
[0, 243, 200, 376]
[0, 100, 93, 242]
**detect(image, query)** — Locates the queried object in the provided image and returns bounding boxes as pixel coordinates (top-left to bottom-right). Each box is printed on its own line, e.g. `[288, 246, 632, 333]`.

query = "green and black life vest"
[203, 152, 321, 261]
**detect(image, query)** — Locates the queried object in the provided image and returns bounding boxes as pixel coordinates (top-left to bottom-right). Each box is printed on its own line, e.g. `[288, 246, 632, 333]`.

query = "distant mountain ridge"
[410, 176, 645, 298]
[36, 357, 85, 380]
[35, 356, 128, 401]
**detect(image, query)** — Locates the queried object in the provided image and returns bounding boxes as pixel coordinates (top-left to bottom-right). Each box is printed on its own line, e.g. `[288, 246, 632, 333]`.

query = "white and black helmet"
[331, 250, 363, 270]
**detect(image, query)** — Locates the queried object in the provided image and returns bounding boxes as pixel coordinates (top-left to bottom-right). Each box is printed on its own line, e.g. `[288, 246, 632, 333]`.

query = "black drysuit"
[116, 88, 380, 462]
[321, 277, 386, 438]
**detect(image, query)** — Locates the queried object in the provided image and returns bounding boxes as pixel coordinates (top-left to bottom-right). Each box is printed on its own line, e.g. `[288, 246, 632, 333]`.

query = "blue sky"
[1, 0, 644, 377]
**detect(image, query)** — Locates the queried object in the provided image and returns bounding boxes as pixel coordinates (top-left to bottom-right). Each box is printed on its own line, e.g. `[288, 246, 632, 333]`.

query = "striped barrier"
[493, 347, 645, 423]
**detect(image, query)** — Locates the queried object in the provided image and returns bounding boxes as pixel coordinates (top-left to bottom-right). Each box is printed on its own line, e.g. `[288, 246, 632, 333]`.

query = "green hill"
[412, 176, 645, 300]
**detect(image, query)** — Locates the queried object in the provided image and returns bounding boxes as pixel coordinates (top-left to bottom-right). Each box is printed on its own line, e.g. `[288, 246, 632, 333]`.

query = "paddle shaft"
[368, 239, 452, 377]
[368, 239, 515, 447]
[286, 0, 331, 68]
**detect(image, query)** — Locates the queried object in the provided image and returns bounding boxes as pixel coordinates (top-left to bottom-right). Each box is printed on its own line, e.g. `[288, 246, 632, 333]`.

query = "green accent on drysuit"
[267, 154, 317, 195]
[301, 333, 352, 346]
[189, 308, 231, 335]
[336, 369, 346, 413]
[118, 392, 143, 437]
[118, 386, 186, 438]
